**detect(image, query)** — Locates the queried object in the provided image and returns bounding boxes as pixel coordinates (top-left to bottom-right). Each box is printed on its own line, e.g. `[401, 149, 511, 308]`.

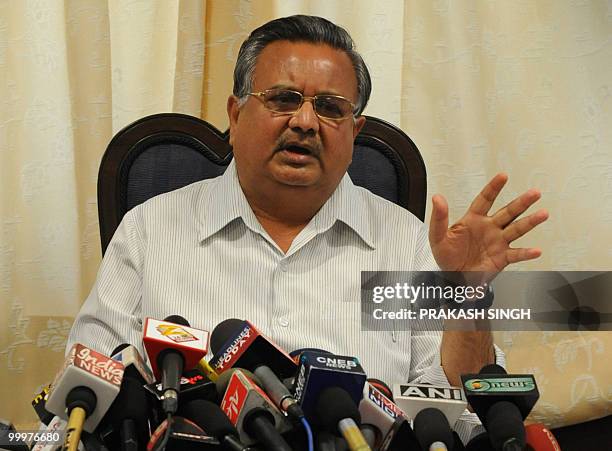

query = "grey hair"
[233, 15, 372, 115]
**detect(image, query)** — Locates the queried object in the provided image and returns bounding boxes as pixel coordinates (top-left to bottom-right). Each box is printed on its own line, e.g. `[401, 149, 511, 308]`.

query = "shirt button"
[279, 261, 288, 272]
[278, 317, 289, 327]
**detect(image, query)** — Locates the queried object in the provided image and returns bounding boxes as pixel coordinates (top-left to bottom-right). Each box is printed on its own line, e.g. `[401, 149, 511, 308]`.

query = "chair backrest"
[98, 113, 426, 254]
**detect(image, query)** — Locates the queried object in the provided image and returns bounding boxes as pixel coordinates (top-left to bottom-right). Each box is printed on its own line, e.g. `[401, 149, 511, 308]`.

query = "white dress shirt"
[68, 159, 503, 441]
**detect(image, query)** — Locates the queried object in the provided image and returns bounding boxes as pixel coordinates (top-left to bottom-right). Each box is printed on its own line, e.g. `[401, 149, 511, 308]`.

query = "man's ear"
[352, 115, 367, 139]
[227, 95, 240, 146]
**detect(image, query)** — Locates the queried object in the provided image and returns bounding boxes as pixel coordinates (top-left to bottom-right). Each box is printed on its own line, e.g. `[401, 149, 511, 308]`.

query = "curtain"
[0, 0, 205, 428]
[1, 0, 611, 429]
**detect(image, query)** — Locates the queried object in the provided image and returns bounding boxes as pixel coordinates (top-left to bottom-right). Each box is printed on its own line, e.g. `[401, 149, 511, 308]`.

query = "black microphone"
[142, 315, 209, 414]
[358, 381, 421, 451]
[316, 386, 372, 451]
[210, 319, 302, 418]
[179, 399, 248, 451]
[465, 432, 494, 451]
[485, 401, 525, 451]
[413, 407, 454, 451]
[462, 364, 537, 451]
[96, 378, 150, 451]
[210, 319, 297, 379]
[293, 351, 367, 421]
[219, 369, 292, 450]
[210, 318, 244, 354]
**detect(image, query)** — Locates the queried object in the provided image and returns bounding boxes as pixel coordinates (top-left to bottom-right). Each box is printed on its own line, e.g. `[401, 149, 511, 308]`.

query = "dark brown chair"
[97, 113, 426, 254]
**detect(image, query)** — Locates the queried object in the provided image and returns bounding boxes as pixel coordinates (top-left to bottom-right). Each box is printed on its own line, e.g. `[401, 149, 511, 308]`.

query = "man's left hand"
[429, 173, 549, 274]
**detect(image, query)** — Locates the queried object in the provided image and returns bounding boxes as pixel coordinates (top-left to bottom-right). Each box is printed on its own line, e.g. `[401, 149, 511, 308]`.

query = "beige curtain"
[0, 0, 205, 428]
[1, 0, 610, 429]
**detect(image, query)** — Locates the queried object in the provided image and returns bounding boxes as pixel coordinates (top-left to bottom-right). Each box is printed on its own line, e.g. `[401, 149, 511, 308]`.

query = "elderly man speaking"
[67, 15, 548, 439]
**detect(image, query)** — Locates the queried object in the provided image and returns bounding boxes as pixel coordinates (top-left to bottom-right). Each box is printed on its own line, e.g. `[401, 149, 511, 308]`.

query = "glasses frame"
[247, 88, 357, 121]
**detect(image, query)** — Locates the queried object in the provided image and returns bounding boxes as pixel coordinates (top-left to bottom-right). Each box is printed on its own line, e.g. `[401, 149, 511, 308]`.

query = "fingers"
[503, 209, 549, 243]
[506, 247, 542, 264]
[469, 173, 509, 215]
[429, 194, 449, 246]
[493, 189, 542, 228]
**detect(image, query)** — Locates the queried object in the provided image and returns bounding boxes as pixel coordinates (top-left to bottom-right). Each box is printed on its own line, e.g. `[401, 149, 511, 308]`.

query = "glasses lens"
[263, 89, 302, 113]
[314, 96, 353, 119]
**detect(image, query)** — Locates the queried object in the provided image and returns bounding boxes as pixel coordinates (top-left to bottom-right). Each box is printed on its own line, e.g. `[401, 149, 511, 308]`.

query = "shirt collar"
[197, 160, 375, 249]
[311, 173, 375, 249]
[197, 159, 262, 241]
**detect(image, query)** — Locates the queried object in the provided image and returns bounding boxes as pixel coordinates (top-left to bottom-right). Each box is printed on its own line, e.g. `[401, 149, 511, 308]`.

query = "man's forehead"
[252, 40, 358, 96]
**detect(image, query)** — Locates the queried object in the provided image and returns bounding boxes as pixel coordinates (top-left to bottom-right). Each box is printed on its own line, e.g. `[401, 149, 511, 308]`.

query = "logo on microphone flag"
[156, 324, 198, 343]
[464, 376, 536, 392]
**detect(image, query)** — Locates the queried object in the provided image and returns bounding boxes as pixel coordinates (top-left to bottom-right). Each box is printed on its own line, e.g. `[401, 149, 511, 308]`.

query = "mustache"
[273, 135, 323, 157]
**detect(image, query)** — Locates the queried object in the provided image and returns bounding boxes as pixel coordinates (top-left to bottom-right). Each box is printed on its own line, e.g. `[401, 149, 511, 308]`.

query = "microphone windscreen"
[105, 378, 149, 425]
[479, 363, 506, 374]
[413, 407, 454, 450]
[525, 423, 561, 451]
[485, 401, 525, 450]
[210, 318, 244, 354]
[316, 386, 361, 430]
[465, 432, 493, 450]
[179, 399, 238, 438]
[164, 315, 190, 326]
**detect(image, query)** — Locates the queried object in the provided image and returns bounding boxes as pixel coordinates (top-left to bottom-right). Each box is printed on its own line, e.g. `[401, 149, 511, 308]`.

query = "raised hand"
[428, 173, 549, 274]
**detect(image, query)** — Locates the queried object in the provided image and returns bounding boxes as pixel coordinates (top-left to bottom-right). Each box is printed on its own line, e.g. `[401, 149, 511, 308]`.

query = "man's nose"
[287, 99, 319, 135]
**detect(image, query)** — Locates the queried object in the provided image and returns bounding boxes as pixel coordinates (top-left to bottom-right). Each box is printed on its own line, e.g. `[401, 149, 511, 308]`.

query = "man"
[68, 15, 547, 438]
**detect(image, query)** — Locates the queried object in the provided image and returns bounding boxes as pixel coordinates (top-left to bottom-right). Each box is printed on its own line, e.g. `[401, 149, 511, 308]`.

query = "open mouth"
[288, 145, 313, 155]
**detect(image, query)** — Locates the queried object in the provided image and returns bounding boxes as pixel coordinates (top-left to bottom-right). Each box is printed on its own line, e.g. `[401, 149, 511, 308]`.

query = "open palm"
[429, 174, 549, 274]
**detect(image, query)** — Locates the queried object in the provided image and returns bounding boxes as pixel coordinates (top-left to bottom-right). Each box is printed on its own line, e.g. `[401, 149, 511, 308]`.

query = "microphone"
[111, 343, 155, 384]
[462, 364, 538, 450]
[316, 386, 372, 451]
[465, 432, 493, 451]
[210, 318, 244, 354]
[392, 382, 467, 428]
[179, 399, 248, 451]
[366, 378, 394, 401]
[462, 364, 539, 421]
[317, 430, 343, 451]
[413, 407, 454, 451]
[144, 367, 218, 407]
[219, 369, 292, 450]
[210, 319, 297, 379]
[359, 381, 421, 451]
[525, 423, 561, 450]
[210, 319, 302, 418]
[486, 401, 525, 451]
[359, 424, 377, 449]
[45, 344, 124, 450]
[293, 350, 367, 420]
[96, 377, 150, 451]
[215, 367, 262, 398]
[142, 315, 209, 414]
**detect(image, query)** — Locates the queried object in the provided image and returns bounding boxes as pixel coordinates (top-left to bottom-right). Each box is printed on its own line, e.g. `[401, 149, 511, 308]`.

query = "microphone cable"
[146, 412, 173, 451]
[300, 416, 314, 451]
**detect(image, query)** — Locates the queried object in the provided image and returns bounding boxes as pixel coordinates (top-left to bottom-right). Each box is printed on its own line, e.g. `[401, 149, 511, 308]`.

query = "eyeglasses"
[247, 88, 357, 120]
